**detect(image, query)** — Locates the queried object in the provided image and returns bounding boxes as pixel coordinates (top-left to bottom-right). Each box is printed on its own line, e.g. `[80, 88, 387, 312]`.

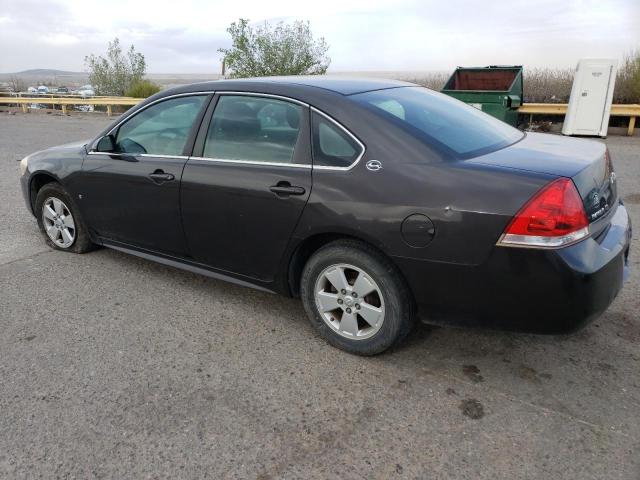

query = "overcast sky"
[0, 0, 638, 73]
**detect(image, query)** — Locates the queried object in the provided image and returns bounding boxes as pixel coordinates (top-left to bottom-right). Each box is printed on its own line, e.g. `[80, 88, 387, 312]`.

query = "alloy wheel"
[42, 197, 76, 248]
[314, 263, 385, 340]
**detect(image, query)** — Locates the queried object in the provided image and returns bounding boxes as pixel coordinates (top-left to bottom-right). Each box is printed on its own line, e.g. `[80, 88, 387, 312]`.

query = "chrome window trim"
[86, 152, 190, 160]
[88, 91, 213, 152]
[89, 91, 366, 172]
[87, 151, 311, 168]
[188, 157, 311, 169]
[192, 104, 366, 171]
[310, 107, 366, 172]
[216, 91, 309, 107]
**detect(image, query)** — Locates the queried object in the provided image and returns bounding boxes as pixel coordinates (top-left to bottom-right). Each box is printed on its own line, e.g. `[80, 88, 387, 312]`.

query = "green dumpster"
[441, 65, 523, 126]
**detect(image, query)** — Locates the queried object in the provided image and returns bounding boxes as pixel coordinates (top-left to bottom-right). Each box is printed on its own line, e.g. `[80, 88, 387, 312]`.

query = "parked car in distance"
[57, 86, 69, 94]
[75, 85, 95, 97]
[36, 85, 49, 95]
[19, 77, 631, 355]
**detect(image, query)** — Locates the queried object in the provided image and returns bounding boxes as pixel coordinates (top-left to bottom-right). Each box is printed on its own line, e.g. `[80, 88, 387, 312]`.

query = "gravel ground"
[1, 112, 639, 479]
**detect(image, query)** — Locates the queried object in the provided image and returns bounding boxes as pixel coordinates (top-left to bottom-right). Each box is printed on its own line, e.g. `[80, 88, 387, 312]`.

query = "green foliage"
[125, 79, 161, 98]
[85, 38, 146, 96]
[219, 19, 330, 78]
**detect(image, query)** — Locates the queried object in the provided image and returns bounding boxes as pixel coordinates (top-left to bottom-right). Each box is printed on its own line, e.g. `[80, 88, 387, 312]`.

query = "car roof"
[183, 76, 416, 96]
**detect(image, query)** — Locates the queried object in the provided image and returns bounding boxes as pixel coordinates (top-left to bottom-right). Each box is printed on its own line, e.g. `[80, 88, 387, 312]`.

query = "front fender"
[20, 141, 88, 215]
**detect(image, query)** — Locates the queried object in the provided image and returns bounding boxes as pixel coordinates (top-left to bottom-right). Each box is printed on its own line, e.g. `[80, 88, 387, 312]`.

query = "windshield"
[351, 87, 524, 159]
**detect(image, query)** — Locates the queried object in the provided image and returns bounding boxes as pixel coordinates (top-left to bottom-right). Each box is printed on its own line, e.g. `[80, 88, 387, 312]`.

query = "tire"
[35, 182, 95, 254]
[300, 239, 415, 355]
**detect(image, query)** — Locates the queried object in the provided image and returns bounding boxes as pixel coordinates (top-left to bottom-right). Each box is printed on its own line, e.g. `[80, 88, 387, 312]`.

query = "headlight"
[19, 155, 30, 176]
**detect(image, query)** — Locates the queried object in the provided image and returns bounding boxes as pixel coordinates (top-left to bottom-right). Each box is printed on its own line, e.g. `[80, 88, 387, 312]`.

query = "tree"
[85, 38, 146, 96]
[219, 19, 330, 78]
[8, 76, 26, 93]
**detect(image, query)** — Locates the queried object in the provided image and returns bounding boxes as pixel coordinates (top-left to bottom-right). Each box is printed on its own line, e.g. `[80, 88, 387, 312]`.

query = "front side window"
[351, 87, 524, 159]
[203, 95, 303, 164]
[311, 112, 362, 168]
[114, 95, 206, 156]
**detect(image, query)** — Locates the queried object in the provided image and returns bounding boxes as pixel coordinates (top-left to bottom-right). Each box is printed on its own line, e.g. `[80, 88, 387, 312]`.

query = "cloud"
[0, 0, 638, 73]
[41, 33, 80, 46]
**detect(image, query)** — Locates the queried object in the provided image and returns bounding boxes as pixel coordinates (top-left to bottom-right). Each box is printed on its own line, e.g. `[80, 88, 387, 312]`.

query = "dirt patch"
[517, 365, 552, 384]
[462, 365, 483, 383]
[624, 193, 640, 204]
[459, 398, 485, 419]
[595, 362, 616, 374]
[518, 365, 541, 383]
[609, 311, 640, 343]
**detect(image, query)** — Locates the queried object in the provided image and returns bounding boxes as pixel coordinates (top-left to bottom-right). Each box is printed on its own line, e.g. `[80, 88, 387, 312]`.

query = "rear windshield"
[351, 87, 523, 159]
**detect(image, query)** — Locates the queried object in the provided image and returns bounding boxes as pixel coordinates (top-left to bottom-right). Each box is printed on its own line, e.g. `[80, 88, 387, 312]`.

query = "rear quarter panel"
[295, 151, 554, 267]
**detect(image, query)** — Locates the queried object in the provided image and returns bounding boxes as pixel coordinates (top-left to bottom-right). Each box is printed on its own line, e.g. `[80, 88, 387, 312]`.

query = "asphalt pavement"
[1, 111, 639, 479]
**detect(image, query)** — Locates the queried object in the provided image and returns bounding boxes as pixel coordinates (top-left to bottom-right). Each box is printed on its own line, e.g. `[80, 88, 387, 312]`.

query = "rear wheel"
[300, 240, 414, 355]
[35, 183, 94, 253]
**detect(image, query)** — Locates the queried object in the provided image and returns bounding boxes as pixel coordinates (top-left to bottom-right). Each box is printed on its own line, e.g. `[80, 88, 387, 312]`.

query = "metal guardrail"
[0, 96, 638, 134]
[2, 93, 114, 98]
[0, 96, 142, 116]
[518, 103, 639, 136]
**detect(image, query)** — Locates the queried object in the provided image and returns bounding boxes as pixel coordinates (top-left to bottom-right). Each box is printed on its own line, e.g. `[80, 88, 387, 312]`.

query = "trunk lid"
[466, 132, 617, 223]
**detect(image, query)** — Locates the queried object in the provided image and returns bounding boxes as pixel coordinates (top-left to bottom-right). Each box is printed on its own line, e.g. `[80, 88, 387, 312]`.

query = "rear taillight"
[498, 177, 589, 248]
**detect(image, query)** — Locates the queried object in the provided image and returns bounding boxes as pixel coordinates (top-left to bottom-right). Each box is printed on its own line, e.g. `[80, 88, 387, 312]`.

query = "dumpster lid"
[444, 65, 522, 92]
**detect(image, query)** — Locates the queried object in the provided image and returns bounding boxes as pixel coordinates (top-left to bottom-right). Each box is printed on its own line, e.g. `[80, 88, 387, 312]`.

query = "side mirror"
[96, 134, 116, 153]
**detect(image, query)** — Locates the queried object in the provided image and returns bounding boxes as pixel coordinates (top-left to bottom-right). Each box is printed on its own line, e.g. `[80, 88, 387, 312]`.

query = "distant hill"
[0, 69, 89, 86]
[12, 69, 83, 76]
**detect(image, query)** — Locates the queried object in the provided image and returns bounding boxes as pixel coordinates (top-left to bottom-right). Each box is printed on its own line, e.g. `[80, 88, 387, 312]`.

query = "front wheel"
[300, 240, 415, 355]
[35, 183, 95, 253]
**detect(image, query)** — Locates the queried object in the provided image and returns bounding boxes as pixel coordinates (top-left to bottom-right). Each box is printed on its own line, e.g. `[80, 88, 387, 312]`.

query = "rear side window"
[203, 95, 303, 164]
[311, 112, 362, 168]
[351, 87, 523, 159]
[114, 95, 206, 156]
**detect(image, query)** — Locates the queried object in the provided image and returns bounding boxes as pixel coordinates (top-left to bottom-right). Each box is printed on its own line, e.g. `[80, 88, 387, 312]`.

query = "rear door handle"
[149, 170, 175, 183]
[269, 182, 306, 196]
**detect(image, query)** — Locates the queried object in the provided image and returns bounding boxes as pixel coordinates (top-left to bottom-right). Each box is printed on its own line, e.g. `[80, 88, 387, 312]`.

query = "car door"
[181, 93, 312, 281]
[80, 94, 210, 256]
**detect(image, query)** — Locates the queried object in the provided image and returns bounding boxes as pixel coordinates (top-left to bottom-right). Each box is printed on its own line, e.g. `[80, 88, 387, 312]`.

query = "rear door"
[181, 93, 312, 281]
[81, 94, 210, 256]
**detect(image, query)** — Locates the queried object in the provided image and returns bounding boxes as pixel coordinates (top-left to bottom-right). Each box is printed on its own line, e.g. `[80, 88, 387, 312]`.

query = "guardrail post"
[628, 116, 636, 137]
[21, 104, 27, 113]
[107, 105, 112, 117]
[62, 104, 67, 115]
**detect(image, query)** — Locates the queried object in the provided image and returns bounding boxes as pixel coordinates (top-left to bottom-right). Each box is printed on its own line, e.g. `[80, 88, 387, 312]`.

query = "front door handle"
[149, 170, 175, 183]
[269, 182, 306, 197]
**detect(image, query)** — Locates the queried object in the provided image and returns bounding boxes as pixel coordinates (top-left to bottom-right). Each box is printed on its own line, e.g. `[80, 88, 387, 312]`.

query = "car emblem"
[366, 160, 383, 172]
[610, 171, 616, 184]
[592, 192, 600, 207]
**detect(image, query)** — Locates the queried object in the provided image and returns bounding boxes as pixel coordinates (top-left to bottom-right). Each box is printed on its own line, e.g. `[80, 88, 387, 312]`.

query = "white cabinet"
[562, 59, 617, 138]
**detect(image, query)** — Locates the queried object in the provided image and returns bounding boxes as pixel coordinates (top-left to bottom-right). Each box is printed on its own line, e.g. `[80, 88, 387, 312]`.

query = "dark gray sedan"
[19, 77, 631, 355]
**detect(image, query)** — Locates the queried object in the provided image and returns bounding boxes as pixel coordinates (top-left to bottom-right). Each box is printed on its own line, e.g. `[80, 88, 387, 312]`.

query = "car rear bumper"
[394, 202, 631, 334]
